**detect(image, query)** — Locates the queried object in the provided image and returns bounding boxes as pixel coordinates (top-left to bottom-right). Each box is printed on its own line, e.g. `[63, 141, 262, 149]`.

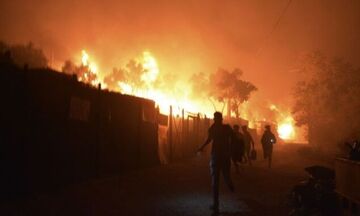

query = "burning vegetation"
[57, 48, 299, 141]
[0, 40, 300, 142]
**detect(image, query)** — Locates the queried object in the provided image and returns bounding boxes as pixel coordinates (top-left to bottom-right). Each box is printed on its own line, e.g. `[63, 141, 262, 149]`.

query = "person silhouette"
[231, 124, 245, 173]
[241, 125, 255, 165]
[261, 125, 277, 168]
[197, 112, 235, 213]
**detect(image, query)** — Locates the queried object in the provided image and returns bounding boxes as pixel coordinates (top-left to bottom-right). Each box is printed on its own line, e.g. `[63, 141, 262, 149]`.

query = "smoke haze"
[1, 0, 360, 107]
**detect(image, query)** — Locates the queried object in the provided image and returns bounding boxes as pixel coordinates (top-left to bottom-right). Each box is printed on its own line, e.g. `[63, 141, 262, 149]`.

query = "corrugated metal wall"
[0, 63, 159, 199]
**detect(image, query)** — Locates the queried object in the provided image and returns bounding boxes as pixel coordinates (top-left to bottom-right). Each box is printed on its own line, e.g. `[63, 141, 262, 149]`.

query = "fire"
[114, 51, 212, 116]
[81, 50, 98, 74]
[81, 50, 89, 66]
[270, 104, 277, 111]
[77, 50, 104, 87]
[141, 51, 159, 83]
[72, 49, 303, 142]
[118, 81, 133, 94]
[268, 104, 296, 140]
[277, 116, 295, 140]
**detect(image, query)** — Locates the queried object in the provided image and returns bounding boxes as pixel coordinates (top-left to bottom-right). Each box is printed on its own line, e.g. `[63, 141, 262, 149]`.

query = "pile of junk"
[288, 165, 340, 216]
[289, 140, 360, 215]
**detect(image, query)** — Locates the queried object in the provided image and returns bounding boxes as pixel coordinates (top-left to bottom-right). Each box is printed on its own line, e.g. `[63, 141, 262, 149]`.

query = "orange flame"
[74, 49, 302, 141]
[277, 116, 295, 140]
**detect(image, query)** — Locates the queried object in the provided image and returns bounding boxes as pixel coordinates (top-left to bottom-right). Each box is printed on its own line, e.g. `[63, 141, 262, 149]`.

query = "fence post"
[169, 105, 173, 162]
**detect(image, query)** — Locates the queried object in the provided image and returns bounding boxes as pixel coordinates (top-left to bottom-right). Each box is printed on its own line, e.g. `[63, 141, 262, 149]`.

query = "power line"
[256, 0, 293, 56]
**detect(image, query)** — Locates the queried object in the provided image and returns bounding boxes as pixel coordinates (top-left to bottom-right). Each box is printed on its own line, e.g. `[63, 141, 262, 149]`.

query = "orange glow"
[81, 50, 89, 66]
[141, 51, 159, 83]
[277, 116, 296, 140]
[78, 50, 104, 87]
[111, 51, 214, 116]
[74, 49, 301, 141]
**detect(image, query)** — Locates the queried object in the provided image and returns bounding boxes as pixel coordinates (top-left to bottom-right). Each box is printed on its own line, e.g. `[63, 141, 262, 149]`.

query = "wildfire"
[268, 104, 296, 140]
[73, 49, 302, 141]
[81, 50, 98, 74]
[114, 51, 212, 116]
[277, 116, 295, 140]
[141, 51, 159, 83]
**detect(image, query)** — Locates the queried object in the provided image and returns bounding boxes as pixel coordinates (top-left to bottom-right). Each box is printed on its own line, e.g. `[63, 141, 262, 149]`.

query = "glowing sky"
[1, 0, 360, 107]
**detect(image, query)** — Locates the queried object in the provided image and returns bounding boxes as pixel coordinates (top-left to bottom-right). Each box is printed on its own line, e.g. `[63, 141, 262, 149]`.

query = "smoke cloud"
[1, 0, 360, 138]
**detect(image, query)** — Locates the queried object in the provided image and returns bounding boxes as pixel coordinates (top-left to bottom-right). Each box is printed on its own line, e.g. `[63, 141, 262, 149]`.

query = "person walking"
[242, 125, 255, 165]
[197, 112, 235, 213]
[261, 125, 277, 168]
[231, 124, 244, 173]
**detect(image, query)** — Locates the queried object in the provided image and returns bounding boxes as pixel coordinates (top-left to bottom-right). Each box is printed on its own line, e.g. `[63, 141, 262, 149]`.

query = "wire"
[256, 0, 293, 56]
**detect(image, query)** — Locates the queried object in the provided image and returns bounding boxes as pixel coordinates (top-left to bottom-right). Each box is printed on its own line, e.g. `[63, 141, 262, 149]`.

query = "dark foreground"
[1, 144, 332, 216]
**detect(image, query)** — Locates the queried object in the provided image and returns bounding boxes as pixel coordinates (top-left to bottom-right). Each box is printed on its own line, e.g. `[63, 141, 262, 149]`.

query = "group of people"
[231, 124, 255, 172]
[197, 111, 277, 213]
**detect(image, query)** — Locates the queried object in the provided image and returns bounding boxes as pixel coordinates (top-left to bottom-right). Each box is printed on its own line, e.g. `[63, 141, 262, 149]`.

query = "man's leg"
[262, 144, 267, 159]
[232, 159, 240, 173]
[268, 145, 273, 168]
[210, 157, 220, 210]
[247, 148, 252, 165]
[222, 158, 235, 192]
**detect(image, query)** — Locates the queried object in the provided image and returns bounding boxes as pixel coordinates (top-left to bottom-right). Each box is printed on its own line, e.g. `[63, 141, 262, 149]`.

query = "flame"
[73, 49, 304, 142]
[141, 51, 159, 83]
[115, 51, 212, 116]
[270, 104, 277, 111]
[118, 81, 133, 94]
[78, 50, 104, 87]
[277, 116, 295, 140]
[81, 50, 98, 74]
[268, 104, 297, 141]
[81, 50, 89, 66]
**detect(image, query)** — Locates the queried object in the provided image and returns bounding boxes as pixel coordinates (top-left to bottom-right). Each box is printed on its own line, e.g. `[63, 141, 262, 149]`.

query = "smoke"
[1, 0, 360, 143]
[293, 52, 360, 152]
[1, 0, 360, 106]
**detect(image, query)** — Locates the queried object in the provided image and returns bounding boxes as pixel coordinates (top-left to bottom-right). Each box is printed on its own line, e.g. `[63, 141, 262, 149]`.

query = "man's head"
[265, 125, 271, 131]
[233, 124, 240, 131]
[213, 112, 223, 124]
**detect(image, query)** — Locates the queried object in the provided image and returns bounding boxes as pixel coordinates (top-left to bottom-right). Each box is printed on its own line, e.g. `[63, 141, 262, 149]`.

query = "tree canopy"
[191, 68, 257, 118]
[293, 52, 360, 150]
[0, 41, 48, 68]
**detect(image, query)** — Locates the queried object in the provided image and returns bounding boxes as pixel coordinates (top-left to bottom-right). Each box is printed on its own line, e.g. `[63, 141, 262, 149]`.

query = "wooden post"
[197, 113, 200, 146]
[181, 109, 185, 157]
[169, 105, 173, 162]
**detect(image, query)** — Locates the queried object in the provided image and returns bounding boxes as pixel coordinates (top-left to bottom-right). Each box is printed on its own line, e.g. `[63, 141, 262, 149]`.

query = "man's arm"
[197, 135, 212, 152]
[271, 133, 277, 144]
[261, 134, 266, 145]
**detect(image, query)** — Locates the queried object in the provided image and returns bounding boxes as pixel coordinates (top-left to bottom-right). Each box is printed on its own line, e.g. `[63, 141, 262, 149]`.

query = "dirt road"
[1, 144, 332, 216]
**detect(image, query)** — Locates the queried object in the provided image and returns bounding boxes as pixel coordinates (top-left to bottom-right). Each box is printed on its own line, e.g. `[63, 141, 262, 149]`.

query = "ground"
[1, 144, 333, 216]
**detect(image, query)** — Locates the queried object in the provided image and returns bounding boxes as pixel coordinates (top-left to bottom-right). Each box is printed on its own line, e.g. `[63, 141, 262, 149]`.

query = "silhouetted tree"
[103, 59, 148, 93]
[190, 68, 257, 118]
[293, 51, 360, 150]
[61, 59, 98, 84]
[209, 68, 257, 119]
[0, 41, 48, 68]
[103, 67, 126, 90]
[189, 72, 219, 111]
[62, 60, 77, 74]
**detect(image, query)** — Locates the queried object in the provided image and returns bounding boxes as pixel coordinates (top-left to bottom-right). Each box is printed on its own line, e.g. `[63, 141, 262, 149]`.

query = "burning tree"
[104, 51, 160, 94]
[62, 50, 100, 86]
[104, 59, 147, 93]
[293, 51, 360, 150]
